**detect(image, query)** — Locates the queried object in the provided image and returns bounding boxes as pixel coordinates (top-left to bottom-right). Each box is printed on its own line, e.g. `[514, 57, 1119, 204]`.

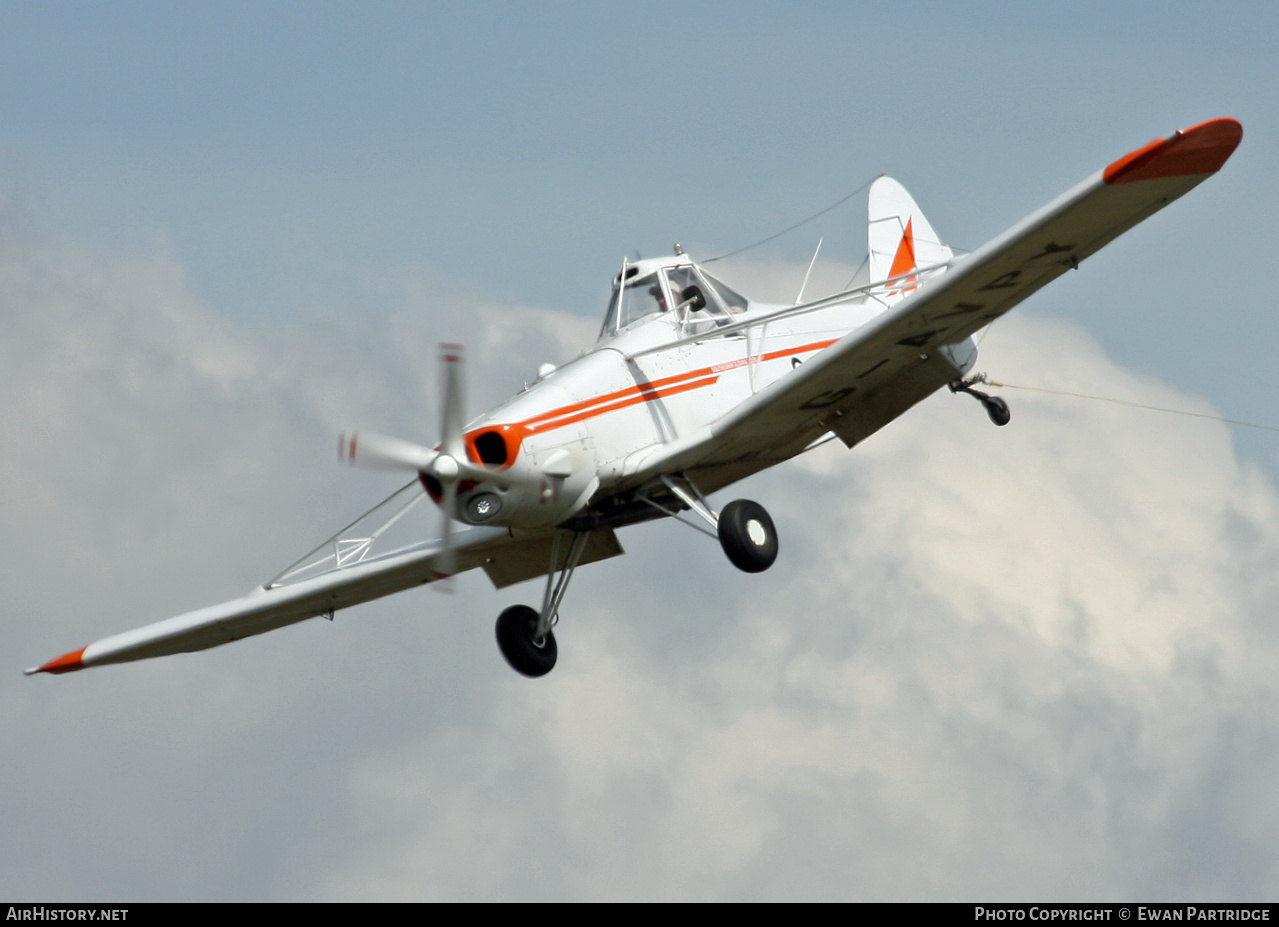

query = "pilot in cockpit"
[650, 284, 670, 313]
[676, 284, 718, 334]
[599, 257, 751, 341]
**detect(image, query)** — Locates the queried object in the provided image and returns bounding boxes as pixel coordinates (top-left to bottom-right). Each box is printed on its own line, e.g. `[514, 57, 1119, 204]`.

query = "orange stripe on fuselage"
[522, 337, 839, 434]
[465, 337, 839, 468]
[529, 374, 721, 435]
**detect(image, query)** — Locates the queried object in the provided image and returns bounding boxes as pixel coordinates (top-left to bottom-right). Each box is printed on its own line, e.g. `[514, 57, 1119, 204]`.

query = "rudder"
[868, 177, 953, 304]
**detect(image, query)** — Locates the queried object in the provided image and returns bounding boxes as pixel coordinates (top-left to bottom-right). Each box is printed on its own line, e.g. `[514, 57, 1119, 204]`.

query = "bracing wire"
[702, 175, 880, 264]
[988, 380, 1279, 434]
[842, 253, 870, 291]
[688, 175, 1271, 437]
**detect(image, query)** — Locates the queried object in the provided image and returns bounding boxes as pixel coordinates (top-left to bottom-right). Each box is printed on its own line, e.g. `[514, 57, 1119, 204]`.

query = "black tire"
[983, 396, 1011, 427]
[495, 605, 558, 678]
[717, 499, 778, 573]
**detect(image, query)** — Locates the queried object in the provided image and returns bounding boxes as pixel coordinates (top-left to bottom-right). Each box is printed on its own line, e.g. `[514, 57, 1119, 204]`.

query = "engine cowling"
[422, 427, 599, 529]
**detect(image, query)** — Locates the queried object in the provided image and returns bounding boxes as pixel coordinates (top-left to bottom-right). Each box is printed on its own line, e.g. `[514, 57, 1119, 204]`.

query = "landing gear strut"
[494, 530, 588, 678]
[638, 473, 780, 574]
[950, 374, 1011, 426]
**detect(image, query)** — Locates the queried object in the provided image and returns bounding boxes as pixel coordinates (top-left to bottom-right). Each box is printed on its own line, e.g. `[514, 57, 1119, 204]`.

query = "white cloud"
[314, 318, 1279, 900]
[3, 222, 1278, 900]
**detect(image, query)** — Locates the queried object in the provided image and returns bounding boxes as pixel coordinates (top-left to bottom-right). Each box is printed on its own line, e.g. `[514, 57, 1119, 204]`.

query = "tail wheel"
[495, 605, 558, 677]
[717, 499, 778, 573]
[983, 395, 1011, 426]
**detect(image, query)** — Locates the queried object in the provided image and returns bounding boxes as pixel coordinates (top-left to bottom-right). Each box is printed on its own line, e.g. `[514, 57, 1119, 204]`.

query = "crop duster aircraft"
[27, 118, 1243, 679]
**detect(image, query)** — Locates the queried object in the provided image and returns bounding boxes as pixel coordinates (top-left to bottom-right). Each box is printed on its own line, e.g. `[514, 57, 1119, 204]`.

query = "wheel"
[983, 395, 1011, 427]
[717, 499, 778, 573]
[495, 605, 558, 677]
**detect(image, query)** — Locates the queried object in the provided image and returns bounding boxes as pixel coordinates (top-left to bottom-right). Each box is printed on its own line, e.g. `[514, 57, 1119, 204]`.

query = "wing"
[628, 118, 1242, 492]
[27, 481, 623, 674]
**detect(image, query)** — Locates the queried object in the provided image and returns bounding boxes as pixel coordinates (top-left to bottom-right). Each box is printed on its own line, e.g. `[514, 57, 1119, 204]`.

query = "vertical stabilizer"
[868, 177, 952, 304]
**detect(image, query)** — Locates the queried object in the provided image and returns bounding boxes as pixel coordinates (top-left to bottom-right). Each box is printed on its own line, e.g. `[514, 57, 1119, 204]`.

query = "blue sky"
[5, 4, 1271, 306]
[6, 2, 1275, 449]
[4, 2, 1278, 901]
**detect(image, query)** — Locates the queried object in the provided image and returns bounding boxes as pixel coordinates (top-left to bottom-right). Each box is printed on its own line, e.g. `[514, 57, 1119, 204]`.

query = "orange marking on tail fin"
[888, 218, 916, 278]
[887, 218, 919, 295]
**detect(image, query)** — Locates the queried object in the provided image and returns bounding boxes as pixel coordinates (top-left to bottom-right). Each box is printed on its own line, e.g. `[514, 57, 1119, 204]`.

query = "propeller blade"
[433, 478, 458, 593]
[338, 431, 438, 471]
[439, 343, 467, 461]
[433, 343, 467, 592]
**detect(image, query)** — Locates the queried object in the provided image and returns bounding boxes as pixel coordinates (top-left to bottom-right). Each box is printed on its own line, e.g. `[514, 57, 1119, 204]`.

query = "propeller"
[434, 344, 465, 587]
[337, 431, 438, 471]
[338, 343, 475, 588]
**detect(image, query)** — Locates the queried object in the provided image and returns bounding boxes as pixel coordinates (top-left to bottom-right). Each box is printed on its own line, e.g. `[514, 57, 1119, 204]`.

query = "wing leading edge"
[26, 526, 504, 675]
[28, 518, 624, 675]
[634, 118, 1242, 488]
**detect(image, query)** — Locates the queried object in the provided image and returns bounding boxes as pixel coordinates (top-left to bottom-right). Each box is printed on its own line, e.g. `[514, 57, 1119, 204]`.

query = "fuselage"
[442, 253, 967, 530]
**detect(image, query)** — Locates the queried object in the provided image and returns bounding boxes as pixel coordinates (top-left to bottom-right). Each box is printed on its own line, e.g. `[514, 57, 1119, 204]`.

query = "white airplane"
[27, 118, 1242, 679]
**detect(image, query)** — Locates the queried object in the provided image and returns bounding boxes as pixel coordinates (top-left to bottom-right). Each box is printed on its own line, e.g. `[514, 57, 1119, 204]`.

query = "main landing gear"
[950, 374, 1011, 426]
[717, 500, 778, 573]
[495, 605, 557, 677]
[639, 473, 779, 573]
[494, 475, 780, 678]
[495, 530, 588, 678]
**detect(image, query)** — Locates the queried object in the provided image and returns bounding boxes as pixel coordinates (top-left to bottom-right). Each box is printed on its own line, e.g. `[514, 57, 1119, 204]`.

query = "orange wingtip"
[30, 648, 87, 675]
[1104, 118, 1242, 185]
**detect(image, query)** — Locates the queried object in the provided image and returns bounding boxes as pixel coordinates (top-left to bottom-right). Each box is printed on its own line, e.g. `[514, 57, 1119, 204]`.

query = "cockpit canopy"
[598, 255, 750, 342]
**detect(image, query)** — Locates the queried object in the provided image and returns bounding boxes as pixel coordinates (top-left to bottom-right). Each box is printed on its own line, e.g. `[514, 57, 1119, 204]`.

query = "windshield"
[597, 260, 753, 342]
[701, 270, 748, 313]
[599, 266, 672, 339]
